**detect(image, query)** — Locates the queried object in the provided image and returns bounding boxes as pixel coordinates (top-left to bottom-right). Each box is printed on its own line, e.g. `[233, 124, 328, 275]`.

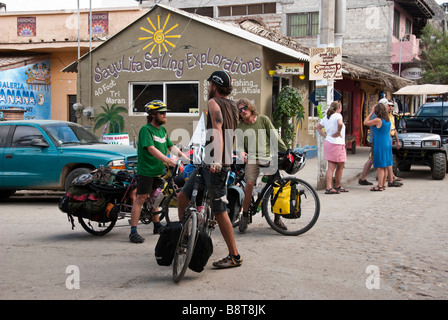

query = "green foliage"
[93, 103, 128, 134]
[272, 86, 304, 148]
[420, 24, 448, 84]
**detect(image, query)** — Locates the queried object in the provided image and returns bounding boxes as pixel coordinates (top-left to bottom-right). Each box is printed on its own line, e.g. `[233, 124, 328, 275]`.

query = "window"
[0, 125, 11, 147]
[11, 126, 45, 147]
[218, 2, 276, 17]
[393, 9, 401, 39]
[130, 82, 199, 115]
[405, 18, 411, 37]
[288, 12, 319, 37]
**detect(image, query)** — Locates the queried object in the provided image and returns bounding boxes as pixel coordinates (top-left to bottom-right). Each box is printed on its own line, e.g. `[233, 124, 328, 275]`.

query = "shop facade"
[72, 4, 309, 146]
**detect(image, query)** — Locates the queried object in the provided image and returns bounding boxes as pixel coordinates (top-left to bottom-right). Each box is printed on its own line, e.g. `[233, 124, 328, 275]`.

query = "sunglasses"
[157, 111, 167, 115]
[238, 106, 248, 113]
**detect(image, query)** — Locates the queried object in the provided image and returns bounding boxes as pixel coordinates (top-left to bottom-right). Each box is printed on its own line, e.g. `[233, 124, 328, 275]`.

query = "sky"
[2, 0, 446, 12]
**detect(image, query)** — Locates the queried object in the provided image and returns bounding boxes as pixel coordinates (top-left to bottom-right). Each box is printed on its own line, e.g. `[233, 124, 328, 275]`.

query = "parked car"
[0, 120, 137, 198]
[393, 102, 448, 180]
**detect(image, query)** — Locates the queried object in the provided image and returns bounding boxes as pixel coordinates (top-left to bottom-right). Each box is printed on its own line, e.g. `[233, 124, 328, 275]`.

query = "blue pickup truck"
[0, 120, 137, 198]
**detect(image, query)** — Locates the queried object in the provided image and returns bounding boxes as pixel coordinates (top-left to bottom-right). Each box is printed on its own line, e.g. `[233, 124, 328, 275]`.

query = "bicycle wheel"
[78, 216, 116, 236]
[173, 209, 197, 283]
[161, 188, 180, 224]
[262, 177, 320, 236]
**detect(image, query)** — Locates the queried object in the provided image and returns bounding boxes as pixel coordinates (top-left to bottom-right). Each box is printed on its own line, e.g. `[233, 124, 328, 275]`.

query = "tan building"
[68, 4, 310, 147]
[0, 6, 146, 121]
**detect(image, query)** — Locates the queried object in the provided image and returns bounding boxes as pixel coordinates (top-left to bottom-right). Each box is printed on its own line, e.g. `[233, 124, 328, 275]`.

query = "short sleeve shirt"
[319, 113, 345, 145]
[137, 123, 173, 177]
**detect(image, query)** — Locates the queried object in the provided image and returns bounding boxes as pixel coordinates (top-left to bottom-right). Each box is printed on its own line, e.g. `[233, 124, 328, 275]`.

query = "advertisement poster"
[89, 12, 109, 35]
[309, 47, 343, 80]
[17, 17, 36, 37]
[0, 60, 51, 119]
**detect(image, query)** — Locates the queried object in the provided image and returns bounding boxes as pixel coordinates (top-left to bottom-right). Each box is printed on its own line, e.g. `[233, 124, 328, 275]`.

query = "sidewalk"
[296, 146, 371, 190]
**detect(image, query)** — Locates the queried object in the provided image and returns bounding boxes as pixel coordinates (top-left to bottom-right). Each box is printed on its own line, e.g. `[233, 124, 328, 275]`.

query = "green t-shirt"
[237, 114, 287, 161]
[137, 123, 173, 177]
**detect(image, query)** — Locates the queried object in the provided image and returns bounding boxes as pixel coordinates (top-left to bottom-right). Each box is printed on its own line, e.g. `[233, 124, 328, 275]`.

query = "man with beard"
[177, 70, 243, 268]
[129, 100, 185, 243]
[236, 98, 288, 232]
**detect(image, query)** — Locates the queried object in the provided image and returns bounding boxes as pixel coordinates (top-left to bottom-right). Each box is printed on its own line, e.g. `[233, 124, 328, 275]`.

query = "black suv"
[393, 102, 448, 180]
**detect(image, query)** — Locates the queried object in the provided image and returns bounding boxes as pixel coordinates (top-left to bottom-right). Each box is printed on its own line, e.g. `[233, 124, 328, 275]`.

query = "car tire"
[431, 152, 446, 180]
[0, 189, 17, 199]
[65, 167, 92, 192]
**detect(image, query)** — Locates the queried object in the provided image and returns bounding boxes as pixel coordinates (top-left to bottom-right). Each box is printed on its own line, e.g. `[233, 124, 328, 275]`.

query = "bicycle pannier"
[189, 229, 213, 273]
[271, 180, 304, 219]
[155, 221, 182, 266]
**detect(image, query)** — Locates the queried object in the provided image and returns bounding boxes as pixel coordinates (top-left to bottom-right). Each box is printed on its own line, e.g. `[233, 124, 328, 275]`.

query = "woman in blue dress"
[363, 103, 392, 191]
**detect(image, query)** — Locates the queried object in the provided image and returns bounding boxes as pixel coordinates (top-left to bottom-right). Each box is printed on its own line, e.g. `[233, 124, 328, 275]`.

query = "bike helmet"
[278, 150, 306, 175]
[145, 100, 169, 113]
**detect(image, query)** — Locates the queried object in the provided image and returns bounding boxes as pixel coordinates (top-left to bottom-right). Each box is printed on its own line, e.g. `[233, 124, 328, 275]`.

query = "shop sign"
[309, 47, 343, 80]
[0, 60, 51, 119]
[276, 63, 304, 75]
[102, 133, 130, 145]
[401, 67, 423, 80]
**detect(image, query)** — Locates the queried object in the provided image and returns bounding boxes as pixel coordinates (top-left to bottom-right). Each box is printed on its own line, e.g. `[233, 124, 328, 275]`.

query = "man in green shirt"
[236, 98, 288, 233]
[130, 100, 184, 243]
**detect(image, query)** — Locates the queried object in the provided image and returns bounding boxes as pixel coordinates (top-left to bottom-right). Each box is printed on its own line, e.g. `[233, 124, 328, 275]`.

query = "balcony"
[390, 33, 420, 64]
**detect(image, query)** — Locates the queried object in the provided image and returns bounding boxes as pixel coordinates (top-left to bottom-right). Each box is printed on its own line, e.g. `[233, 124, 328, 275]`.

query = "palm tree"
[94, 103, 128, 134]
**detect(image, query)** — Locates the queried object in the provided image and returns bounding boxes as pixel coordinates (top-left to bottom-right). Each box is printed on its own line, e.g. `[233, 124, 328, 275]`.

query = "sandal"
[370, 185, 384, 192]
[325, 188, 339, 194]
[335, 186, 349, 192]
[393, 177, 403, 181]
[388, 181, 403, 187]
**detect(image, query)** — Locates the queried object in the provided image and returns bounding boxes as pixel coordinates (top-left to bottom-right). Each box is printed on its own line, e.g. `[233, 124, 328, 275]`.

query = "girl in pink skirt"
[316, 101, 348, 194]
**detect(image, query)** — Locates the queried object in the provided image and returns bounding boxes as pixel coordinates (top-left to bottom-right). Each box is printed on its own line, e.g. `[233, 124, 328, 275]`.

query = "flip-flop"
[335, 186, 349, 192]
[325, 188, 339, 194]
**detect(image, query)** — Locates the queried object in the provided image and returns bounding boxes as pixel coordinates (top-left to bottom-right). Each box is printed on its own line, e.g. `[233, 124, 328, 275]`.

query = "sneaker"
[358, 179, 373, 185]
[238, 212, 250, 233]
[274, 216, 287, 230]
[212, 255, 243, 269]
[129, 232, 145, 243]
[153, 224, 165, 234]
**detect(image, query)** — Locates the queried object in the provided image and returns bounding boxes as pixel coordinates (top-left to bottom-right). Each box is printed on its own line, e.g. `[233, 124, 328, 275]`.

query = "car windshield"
[415, 106, 448, 118]
[42, 122, 104, 146]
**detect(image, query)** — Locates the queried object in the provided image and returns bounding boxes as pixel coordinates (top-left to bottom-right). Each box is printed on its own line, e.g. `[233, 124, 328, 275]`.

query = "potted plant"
[272, 86, 304, 148]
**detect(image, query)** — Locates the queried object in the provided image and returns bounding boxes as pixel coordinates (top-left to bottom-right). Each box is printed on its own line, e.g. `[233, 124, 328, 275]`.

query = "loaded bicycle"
[59, 159, 183, 236]
[232, 150, 320, 236]
[169, 161, 220, 283]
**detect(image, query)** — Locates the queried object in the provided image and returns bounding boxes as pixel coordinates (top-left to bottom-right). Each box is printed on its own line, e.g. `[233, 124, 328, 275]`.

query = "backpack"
[189, 229, 213, 273]
[271, 180, 304, 219]
[59, 184, 109, 229]
[154, 221, 182, 266]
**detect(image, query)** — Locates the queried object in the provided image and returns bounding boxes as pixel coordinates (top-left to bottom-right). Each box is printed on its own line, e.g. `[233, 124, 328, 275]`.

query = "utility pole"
[316, 0, 345, 190]
[316, 0, 336, 190]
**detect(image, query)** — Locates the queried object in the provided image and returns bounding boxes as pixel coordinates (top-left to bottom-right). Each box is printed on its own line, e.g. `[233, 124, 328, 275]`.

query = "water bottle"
[151, 187, 164, 209]
[197, 205, 205, 226]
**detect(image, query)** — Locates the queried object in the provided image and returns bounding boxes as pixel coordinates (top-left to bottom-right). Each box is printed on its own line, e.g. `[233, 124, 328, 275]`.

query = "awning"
[394, 84, 448, 95]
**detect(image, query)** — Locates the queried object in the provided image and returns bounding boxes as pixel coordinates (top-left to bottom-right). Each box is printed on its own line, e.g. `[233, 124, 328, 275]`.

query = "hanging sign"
[309, 47, 343, 80]
[275, 63, 304, 75]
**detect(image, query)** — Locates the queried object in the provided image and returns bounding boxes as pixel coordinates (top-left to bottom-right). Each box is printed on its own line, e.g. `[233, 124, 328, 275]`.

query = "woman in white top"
[316, 101, 348, 194]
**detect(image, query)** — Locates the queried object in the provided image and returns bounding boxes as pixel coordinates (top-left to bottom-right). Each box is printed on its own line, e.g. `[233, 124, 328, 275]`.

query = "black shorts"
[136, 175, 162, 195]
[181, 166, 230, 214]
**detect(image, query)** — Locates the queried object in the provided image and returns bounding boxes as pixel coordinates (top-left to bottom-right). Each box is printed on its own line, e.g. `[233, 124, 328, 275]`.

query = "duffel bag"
[155, 221, 182, 266]
[189, 229, 213, 273]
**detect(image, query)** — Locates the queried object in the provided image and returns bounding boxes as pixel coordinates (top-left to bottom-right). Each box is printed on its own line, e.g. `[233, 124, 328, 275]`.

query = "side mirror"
[31, 138, 49, 148]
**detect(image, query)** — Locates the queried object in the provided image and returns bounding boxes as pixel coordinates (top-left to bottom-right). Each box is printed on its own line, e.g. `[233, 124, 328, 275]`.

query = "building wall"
[0, 7, 147, 121]
[76, 6, 296, 146]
